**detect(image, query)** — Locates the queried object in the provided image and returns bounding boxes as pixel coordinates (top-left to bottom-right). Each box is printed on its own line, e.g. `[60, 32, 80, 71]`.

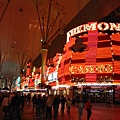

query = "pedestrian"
[72, 95, 76, 105]
[11, 92, 21, 120]
[66, 98, 72, 114]
[85, 98, 92, 120]
[2, 93, 11, 118]
[45, 95, 54, 119]
[0, 92, 2, 107]
[77, 96, 84, 120]
[60, 95, 66, 114]
[53, 95, 60, 118]
[41, 95, 47, 118]
[20, 93, 25, 112]
[35, 94, 43, 118]
[26, 93, 31, 104]
[32, 94, 36, 110]
[106, 96, 111, 106]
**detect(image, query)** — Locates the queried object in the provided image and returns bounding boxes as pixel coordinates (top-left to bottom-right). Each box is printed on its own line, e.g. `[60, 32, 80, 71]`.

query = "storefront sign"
[48, 71, 58, 82]
[70, 64, 113, 74]
[67, 22, 120, 42]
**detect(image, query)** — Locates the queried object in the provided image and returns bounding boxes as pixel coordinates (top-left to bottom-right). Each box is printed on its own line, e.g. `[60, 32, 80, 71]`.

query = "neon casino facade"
[46, 21, 120, 103]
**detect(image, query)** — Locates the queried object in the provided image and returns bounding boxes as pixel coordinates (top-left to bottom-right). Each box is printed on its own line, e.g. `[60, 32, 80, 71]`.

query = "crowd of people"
[0, 92, 93, 120]
[0, 92, 24, 120]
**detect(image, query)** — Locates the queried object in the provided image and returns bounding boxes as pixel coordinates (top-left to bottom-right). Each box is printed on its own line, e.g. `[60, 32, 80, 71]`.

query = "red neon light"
[70, 64, 113, 74]
[85, 21, 98, 82]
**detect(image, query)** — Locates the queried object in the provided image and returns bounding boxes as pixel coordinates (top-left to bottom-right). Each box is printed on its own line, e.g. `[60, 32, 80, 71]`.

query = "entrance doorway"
[83, 86, 113, 103]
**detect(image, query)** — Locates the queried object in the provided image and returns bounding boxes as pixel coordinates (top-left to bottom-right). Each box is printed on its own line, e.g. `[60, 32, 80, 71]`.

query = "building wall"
[58, 22, 120, 84]
[111, 34, 120, 83]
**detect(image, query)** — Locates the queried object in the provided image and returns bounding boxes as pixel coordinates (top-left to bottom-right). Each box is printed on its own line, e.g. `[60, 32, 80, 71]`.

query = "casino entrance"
[74, 85, 113, 103]
[84, 86, 113, 103]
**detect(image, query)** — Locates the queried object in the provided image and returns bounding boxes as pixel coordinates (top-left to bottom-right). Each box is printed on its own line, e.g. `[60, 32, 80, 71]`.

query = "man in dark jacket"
[60, 95, 66, 114]
[53, 95, 60, 118]
[35, 94, 43, 118]
[11, 92, 21, 120]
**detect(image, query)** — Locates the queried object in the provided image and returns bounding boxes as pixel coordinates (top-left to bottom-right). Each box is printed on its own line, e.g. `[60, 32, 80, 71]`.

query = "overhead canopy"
[0, 0, 120, 81]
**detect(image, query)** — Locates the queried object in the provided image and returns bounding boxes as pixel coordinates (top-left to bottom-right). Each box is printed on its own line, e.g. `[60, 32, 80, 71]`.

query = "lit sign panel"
[67, 22, 120, 42]
[16, 76, 20, 87]
[48, 71, 58, 82]
[70, 64, 113, 74]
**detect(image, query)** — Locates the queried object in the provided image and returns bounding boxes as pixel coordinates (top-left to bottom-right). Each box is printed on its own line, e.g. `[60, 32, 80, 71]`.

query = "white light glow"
[52, 85, 70, 90]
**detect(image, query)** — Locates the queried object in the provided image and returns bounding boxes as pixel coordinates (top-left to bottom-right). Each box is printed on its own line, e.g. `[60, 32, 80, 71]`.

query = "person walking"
[45, 95, 54, 119]
[11, 92, 21, 120]
[72, 95, 76, 105]
[26, 93, 31, 104]
[85, 98, 92, 120]
[66, 98, 72, 114]
[0, 92, 2, 107]
[20, 93, 25, 112]
[60, 95, 66, 114]
[32, 94, 36, 110]
[2, 93, 11, 118]
[77, 96, 84, 120]
[53, 95, 60, 118]
[35, 94, 43, 118]
[106, 96, 111, 106]
[41, 95, 47, 118]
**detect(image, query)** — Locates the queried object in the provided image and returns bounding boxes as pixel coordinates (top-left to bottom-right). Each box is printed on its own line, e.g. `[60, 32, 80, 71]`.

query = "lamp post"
[41, 42, 48, 87]
[33, 0, 65, 87]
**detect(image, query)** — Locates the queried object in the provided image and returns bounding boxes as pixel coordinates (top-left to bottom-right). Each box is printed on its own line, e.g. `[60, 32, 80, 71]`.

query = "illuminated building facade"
[18, 22, 120, 103]
[57, 22, 120, 103]
[46, 53, 62, 86]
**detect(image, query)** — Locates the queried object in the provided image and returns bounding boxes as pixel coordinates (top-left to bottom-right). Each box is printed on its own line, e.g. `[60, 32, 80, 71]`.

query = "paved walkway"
[0, 103, 120, 120]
